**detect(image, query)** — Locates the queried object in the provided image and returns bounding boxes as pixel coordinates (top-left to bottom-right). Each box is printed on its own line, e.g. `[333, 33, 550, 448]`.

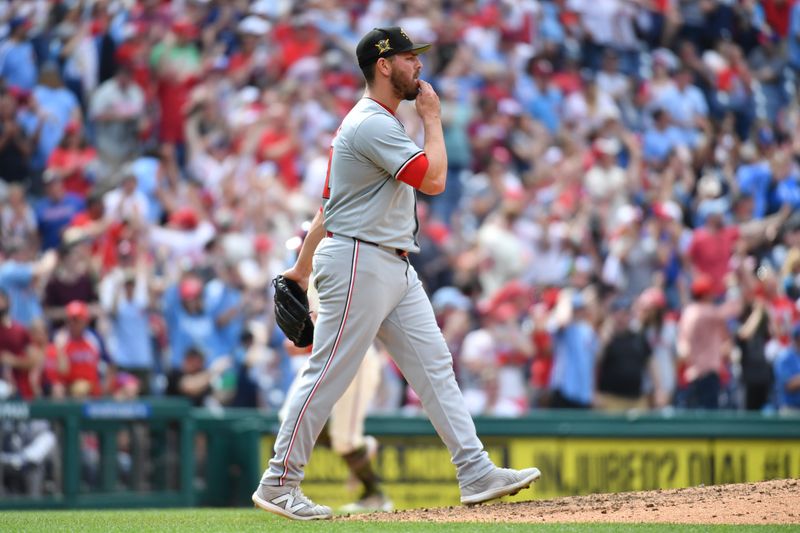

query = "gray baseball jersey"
[322, 97, 423, 252]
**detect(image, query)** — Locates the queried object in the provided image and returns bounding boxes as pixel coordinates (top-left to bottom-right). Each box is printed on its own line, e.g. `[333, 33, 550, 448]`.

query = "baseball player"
[253, 27, 540, 521]
[281, 279, 392, 513]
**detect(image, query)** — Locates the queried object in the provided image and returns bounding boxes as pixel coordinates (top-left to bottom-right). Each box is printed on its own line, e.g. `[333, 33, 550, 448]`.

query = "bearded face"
[388, 55, 421, 101]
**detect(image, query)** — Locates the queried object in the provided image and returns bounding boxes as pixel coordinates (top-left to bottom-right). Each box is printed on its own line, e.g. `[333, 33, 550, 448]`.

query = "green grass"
[2, 510, 798, 533]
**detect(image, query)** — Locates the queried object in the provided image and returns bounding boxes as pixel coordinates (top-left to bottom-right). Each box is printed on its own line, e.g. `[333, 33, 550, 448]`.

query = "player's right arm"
[282, 208, 325, 291]
[415, 80, 447, 195]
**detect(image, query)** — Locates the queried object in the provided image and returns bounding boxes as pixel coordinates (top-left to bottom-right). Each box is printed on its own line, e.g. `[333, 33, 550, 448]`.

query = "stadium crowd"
[2, 0, 800, 421]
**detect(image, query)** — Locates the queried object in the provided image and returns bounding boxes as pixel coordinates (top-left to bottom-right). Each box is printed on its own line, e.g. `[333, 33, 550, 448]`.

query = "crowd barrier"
[1, 399, 798, 509]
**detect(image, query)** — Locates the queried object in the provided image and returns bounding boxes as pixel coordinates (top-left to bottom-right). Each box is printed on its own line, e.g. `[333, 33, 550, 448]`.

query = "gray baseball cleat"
[253, 484, 333, 520]
[460, 467, 541, 505]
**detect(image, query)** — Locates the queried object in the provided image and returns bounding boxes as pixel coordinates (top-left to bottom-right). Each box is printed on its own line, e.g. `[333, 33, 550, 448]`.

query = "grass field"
[3, 509, 798, 533]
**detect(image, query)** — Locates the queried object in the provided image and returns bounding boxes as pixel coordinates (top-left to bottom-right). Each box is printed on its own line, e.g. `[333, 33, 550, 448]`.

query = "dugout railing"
[0, 398, 195, 509]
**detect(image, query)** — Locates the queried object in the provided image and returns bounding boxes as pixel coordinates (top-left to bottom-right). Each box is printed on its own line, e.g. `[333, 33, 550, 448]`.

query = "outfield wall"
[273, 412, 800, 509]
[1, 400, 798, 509]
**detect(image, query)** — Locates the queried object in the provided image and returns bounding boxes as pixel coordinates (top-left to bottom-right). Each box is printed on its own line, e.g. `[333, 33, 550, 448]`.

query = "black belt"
[326, 231, 409, 258]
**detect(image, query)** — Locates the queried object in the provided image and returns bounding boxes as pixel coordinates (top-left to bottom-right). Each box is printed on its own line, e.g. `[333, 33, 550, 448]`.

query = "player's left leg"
[377, 264, 540, 505]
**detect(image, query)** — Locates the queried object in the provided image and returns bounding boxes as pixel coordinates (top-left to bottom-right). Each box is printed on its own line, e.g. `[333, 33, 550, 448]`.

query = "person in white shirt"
[103, 168, 149, 224]
[89, 58, 145, 177]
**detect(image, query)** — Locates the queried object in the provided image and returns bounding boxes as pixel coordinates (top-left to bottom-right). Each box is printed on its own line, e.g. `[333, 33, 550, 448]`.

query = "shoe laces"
[289, 486, 315, 507]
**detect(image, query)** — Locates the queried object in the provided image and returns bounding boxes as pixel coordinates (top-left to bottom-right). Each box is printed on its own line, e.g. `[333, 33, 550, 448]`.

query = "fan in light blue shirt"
[0, 255, 44, 327]
[548, 294, 599, 407]
[0, 19, 38, 91]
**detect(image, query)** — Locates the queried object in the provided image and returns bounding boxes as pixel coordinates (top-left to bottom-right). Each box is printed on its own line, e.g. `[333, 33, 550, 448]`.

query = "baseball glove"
[272, 275, 315, 347]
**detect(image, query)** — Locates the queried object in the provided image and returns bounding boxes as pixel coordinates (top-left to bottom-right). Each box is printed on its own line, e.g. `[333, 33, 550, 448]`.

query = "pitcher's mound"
[344, 479, 799, 524]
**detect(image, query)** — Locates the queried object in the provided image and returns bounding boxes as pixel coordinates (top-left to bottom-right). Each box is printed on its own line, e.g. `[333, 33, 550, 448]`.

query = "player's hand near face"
[415, 80, 440, 122]
[414, 79, 447, 195]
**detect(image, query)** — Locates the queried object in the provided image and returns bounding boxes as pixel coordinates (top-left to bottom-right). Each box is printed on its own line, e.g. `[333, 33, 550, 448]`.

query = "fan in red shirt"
[762, 0, 797, 38]
[52, 301, 109, 397]
[257, 103, 300, 190]
[152, 20, 201, 147]
[687, 207, 741, 298]
[45, 121, 98, 198]
[272, 17, 322, 74]
[0, 289, 42, 400]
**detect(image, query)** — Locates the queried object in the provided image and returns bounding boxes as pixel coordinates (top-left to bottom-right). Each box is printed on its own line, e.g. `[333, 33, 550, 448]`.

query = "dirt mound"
[344, 479, 800, 524]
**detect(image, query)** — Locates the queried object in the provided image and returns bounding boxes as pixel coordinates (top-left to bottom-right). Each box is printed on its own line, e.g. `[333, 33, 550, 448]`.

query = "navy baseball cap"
[356, 27, 431, 69]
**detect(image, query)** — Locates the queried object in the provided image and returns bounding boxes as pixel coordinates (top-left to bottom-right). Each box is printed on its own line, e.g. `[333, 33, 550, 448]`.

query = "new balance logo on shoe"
[253, 486, 333, 520]
[271, 493, 307, 513]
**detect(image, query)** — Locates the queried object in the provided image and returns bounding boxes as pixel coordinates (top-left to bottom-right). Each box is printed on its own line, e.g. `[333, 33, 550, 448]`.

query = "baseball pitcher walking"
[253, 26, 540, 521]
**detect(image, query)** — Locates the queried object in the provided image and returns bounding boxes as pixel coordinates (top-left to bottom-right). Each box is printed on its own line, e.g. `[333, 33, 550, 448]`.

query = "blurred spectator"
[525, 302, 554, 408]
[89, 57, 145, 180]
[52, 300, 110, 398]
[602, 205, 660, 300]
[515, 58, 562, 135]
[49, 9, 91, 104]
[166, 347, 230, 407]
[30, 64, 81, 174]
[0, 288, 42, 400]
[686, 202, 740, 298]
[459, 318, 495, 415]
[0, 241, 54, 328]
[46, 120, 97, 199]
[774, 324, 800, 412]
[231, 329, 277, 408]
[655, 66, 709, 141]
[0, 412, 57, 498]
[638, 287, 678, 407]
[749, 33, 789, 123]
[43, 243, 98, 329]
[562, 72, 619, 135]
[735, 142, 772, 220]
[594, 297, 660, 411]
[735, 292, 774, 411]
[642, 108, 686, 165]
[1, 183, 38, 248]
[475, 193, 528, 298]
[207, 261, 246, 350]
[789, 2, 800, 72]
[584, 137, 635, 213]
[548, 290, 599, 409]
[432, 286, 473, 366]
[0, 17, 37, 91]
[0, 88, 34, 184]
[461, 302, 533, 417]
[34, 170, 85, 251]
[677, 275, 742, 409]
[162, 276, 220, 370]
[149, 207, 216, 276]
[100, 262, 154, 395]
[103, 167, 149, 223]
[773, 148, 800, 209]
[150, 19, 201, 158]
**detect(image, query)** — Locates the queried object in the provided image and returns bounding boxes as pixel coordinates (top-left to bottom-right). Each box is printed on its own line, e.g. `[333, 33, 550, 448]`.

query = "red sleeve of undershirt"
[395, 152, 428, 189]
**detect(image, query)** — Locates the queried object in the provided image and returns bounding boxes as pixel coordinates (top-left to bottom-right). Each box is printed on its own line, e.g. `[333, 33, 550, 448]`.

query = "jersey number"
[322, 129, 340, 200]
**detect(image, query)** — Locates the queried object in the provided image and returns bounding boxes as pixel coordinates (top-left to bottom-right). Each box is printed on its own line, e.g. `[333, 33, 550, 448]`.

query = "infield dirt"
[344, 479, 799, 525]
